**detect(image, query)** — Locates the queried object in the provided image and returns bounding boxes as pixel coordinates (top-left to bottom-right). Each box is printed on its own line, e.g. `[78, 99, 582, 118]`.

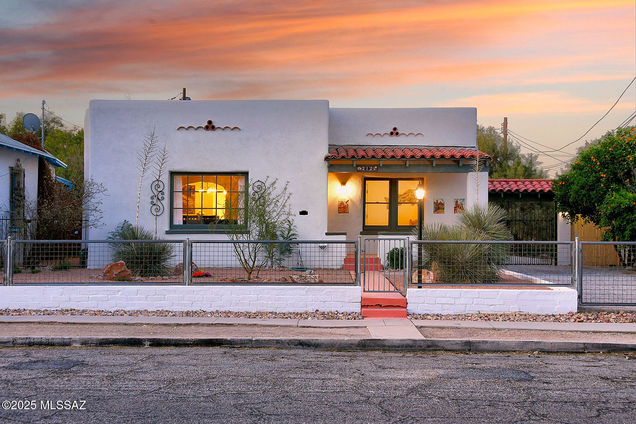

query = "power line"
[554, 75, 636, 151]
[508, 129, 575, 156]
[502, 77, 636, 157]
[507, 133, 568, 165]
[44, 107, 82, 130]
[618, 110, 636, 128]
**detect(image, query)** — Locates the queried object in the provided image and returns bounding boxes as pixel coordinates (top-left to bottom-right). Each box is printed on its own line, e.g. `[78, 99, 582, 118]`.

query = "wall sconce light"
[336, 183, 351, 199]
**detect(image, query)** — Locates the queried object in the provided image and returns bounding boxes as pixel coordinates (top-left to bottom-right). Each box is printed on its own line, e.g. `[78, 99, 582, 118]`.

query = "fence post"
[406, 238, 412, 290]
[183, 238, 192, 286]
[355, 236, 361, 286]
[574, 237, 582, 301]
[5, 235, 13, 286]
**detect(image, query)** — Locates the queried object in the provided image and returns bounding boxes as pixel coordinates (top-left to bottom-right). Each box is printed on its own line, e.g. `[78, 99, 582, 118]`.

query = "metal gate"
[362, 238, 408, 295]
[578, 241, 636, 306]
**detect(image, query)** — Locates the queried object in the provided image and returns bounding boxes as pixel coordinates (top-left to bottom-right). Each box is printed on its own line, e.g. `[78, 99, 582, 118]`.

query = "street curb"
[0, 336, 634, 353]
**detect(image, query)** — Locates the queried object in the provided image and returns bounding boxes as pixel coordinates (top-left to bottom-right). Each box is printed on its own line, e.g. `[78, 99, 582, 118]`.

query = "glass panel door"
[397, 180, 419, 226]
[364, 180, 389, 226]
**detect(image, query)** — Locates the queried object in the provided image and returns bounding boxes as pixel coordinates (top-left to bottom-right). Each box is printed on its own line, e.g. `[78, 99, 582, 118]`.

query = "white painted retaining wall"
[407, 287, 578, 314]
[0, 285, 361, 313]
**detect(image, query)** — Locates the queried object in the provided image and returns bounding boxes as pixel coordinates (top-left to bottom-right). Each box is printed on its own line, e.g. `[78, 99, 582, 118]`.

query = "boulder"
[102, 261, 132, 281]
[172, 262, 200, 276]
[289, 270, 319, 283]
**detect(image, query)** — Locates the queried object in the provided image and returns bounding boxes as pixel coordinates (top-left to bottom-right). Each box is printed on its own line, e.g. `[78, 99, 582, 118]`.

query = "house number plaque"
[356, 165, 378, 172]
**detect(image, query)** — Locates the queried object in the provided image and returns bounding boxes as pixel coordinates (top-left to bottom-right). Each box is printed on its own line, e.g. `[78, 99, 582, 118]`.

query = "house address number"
[356, 165, 378, 172]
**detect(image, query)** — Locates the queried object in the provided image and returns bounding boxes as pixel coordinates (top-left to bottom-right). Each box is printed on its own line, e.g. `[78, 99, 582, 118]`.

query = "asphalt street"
[0, 347, 634, 423]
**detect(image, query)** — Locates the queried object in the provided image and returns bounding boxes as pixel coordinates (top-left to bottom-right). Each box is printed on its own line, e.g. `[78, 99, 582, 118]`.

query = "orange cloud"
[446, 90, 634, 116]
[0, 0, 632, 100]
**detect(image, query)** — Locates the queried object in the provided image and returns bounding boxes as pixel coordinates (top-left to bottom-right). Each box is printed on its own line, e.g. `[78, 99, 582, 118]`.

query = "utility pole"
[41, 100, 46, 148]
[502, 116, 508, 152]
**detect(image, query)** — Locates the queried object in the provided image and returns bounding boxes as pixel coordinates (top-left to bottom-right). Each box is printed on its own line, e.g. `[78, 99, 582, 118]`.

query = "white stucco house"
[84, 100, 489, 243]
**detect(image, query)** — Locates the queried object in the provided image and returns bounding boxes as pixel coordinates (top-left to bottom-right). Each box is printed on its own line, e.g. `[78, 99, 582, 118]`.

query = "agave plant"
[414, 205, 512, 284]
[109, 220, 174, 277]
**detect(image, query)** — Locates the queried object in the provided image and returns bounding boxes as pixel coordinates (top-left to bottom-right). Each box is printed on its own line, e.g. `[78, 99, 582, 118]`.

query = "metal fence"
[190, 240, 357, 285]
[8, 239, 185, 284]
[409, 240, 574, 287]
[579, 241, 636, 306]
[2, 237, 357, 286]
[2, 236, 635, 307]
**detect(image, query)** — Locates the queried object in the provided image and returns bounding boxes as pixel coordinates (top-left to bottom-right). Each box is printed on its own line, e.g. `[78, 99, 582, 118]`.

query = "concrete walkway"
[0, 315, 634, 352]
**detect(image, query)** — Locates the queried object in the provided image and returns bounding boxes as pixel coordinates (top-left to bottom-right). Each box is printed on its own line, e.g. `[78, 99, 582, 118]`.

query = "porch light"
[415, 182, 426, 200]
[336, 183, 351, 198]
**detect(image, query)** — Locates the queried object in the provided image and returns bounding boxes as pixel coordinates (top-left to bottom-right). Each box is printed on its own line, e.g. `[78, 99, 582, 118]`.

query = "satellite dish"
[22, 113, 41, 133]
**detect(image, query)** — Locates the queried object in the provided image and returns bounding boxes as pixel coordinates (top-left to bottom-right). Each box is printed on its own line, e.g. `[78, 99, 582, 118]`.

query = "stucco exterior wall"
[0, 150, 39, 219]
[86, 100, 481, 247]
[85, 100, 329, 241]
[329, 108, 477, 146]
[327, 171, 487, 238]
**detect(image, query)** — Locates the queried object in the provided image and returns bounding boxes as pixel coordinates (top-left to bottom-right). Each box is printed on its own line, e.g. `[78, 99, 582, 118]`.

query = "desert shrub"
[386, 247, 406, 269]
[51, 261, 72, 271]
[225, 178, 297, 279]
[109, 221, 174, 277]
[415, 205, 511, 283]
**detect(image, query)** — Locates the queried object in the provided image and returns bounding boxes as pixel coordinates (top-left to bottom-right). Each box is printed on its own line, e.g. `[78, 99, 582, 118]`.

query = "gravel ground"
[0, 309, 635, 323]
[0, 308, 364, 320]
[409, 311, 636, 323]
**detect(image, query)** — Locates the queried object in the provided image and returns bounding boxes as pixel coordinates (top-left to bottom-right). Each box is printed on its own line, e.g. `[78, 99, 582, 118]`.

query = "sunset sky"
[1, 0, 634, 174]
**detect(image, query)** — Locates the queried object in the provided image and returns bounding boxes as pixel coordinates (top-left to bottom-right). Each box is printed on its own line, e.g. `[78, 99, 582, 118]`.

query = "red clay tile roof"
[488, 179, 553, 193]
[325, 145, 490, 161]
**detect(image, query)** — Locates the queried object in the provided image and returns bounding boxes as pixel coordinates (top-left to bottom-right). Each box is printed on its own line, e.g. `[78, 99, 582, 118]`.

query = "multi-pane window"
[171, 173, 247, 229]
[364, 178, 419, 231]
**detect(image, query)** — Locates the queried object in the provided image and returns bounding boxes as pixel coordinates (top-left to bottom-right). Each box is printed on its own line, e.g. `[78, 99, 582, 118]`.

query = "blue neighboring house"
[0, 132, 66, 237]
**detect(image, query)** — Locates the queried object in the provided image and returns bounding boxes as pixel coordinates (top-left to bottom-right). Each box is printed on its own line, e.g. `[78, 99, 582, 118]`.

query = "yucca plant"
[415, 205, 512, 284]
[109, 220, 174, 277]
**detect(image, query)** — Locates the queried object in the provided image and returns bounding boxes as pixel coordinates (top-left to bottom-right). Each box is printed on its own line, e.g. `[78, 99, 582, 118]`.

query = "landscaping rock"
[172, 262, 200, 276]
[102, 261, 132, 281]
[289, 270, 319, 283]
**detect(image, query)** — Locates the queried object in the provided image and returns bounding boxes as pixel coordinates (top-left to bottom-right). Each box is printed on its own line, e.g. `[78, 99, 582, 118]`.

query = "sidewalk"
[0, 315, 634, 353]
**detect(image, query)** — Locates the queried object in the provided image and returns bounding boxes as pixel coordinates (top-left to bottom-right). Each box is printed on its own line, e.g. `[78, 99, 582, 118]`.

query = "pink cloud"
[0, 0, 632, 100]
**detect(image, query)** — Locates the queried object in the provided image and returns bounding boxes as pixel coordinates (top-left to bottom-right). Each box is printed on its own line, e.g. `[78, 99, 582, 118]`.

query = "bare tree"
[225, 178, 296, 280]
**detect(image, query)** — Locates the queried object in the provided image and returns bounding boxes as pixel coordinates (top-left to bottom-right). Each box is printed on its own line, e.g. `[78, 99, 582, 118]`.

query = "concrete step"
[361, 307, 408, 319]
[343, 254, 383, 271]
[361, 292, 407, 308]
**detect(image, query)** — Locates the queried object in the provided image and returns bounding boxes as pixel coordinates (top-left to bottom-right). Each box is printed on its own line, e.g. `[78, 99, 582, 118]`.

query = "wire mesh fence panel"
[410, 241, 574, 286]
[362, 238, 408, 294]
[580, 242, 636, 305]
[0, 240, 5, 285]
[11, 240, 184, 284]
[190, 240, 357, 284]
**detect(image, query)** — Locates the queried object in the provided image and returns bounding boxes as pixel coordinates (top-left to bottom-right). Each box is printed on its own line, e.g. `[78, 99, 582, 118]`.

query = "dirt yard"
[10, 266, 356, 285]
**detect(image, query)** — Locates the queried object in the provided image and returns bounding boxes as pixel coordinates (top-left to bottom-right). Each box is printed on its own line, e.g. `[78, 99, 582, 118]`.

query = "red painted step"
[361, 307, 407, 319]
[362, 292, 407, 308]
[361, 291, 407, 319]
[343, 254, 383, 271]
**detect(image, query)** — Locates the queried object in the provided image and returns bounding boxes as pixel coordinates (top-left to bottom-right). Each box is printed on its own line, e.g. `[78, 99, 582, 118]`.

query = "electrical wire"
[507, 133, 568, 165]
[507, 129, 562, 153]
[618, 110, 636, 128]
[553, 75, 636, 151]
[44, 107, 82, 130]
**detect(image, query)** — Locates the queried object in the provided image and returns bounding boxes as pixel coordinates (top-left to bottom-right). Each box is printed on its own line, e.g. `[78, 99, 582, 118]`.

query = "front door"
[363, 178, 420, 233]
